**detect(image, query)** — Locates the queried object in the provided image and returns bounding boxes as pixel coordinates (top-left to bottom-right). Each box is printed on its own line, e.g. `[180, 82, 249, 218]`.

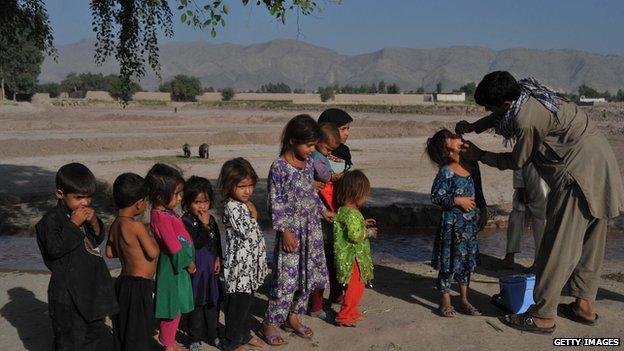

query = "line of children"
[37, 110, 495, 351]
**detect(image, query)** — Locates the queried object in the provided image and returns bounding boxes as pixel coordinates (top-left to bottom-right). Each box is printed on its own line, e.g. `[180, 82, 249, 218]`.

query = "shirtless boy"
[106, 173, 160, 351]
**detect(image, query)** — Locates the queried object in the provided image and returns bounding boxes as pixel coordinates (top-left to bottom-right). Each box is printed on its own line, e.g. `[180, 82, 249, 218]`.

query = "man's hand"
[245, 201, 258, 219]
[282, 230, 299, 253]
[454, 197, 476, 212]
[455, 120, 475, 135]
[214, 257, 221, 275]
[460, 140, 484, 161]
[314, 181, 326, 192]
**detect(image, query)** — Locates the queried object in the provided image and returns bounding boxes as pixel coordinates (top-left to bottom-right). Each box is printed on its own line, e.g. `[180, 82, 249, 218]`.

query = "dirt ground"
[1, 102, 623, 350]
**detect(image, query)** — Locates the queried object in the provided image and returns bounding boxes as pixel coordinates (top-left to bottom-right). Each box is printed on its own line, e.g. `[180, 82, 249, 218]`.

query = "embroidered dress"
[264, 157, 329, 325]
[150, 209, 195, 319]
[333, 206, 373, 285]
[222, 199, 268, 293]
[430, 164, 486, 279]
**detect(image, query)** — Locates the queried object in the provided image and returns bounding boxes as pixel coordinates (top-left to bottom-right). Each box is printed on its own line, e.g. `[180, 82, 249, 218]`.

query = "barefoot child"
[106, 172, 159, 351]
[36, 163, 117, 350]
[218, 158, 268, 351]
[309, 122, 343, 319]
[426, 129, 487, 317]
[147, 163, 196, 351]
[181, 176, 223, 350]
[261, 115, 334, 345]
[333, 170, 378, 327]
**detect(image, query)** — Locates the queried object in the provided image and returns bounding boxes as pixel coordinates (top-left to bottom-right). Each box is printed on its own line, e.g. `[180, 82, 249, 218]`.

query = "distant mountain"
[40, 38, 624, 93]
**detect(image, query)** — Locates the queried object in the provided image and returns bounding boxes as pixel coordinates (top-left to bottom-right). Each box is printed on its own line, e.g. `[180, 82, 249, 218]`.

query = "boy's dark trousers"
[188, 302, 220, 344]
[49, 299, 113, 351]
[221, 292, 253, 351]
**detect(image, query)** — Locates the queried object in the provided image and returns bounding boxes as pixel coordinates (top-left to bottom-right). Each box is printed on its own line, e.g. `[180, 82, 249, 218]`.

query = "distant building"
[436, 92, 466, 102]
[579, 96, 607, 104]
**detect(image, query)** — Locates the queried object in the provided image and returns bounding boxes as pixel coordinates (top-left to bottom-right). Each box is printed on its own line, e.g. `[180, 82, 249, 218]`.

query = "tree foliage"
[318, 86, 335, 102]
[221, 87, 235, 101]
[59, 72, 141, 100]
[36, 82, 61, 98]
[260, 82, 292, 93]
[159, 74, 203, 101]
[386, 83, 400, 94]
[0, 0, 54, 99]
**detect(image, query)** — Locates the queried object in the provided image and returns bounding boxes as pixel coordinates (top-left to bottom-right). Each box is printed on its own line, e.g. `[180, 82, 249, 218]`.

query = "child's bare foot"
[284, 313, 314, 338]
[247, 335, 266, 348]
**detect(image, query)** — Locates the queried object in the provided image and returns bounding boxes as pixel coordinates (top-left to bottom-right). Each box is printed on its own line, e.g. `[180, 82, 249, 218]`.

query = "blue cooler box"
[498, 274, 536, 314]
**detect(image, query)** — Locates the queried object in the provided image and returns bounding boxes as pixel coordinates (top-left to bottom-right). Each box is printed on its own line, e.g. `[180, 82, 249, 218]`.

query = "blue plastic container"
[499, 274, 536, 314]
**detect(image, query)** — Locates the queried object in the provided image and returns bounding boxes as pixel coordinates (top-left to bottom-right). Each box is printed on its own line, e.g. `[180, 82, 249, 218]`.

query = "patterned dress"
[333, 206, 374, 285]
[430, 164, 486, 287]
[221, 199, 268, 294]
[264, 157, 329, 326]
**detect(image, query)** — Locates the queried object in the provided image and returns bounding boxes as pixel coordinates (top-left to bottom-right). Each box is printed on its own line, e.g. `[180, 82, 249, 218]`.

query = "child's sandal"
[459, 303, 482, 316]
[438, 305, 457, 317]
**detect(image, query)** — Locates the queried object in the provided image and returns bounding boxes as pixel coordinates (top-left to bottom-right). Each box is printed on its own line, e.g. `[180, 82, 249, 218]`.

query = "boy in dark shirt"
[36, 163, 117, 350]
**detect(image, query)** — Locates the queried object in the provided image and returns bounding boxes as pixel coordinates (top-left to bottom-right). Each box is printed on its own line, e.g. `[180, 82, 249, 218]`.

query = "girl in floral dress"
[218, 158, 268, 351]
[260, 114, 335, 345]
[426, 129, 487, 318]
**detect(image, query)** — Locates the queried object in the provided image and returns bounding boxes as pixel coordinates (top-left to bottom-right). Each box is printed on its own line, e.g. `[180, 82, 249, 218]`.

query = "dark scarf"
[496, 77, 568, 141]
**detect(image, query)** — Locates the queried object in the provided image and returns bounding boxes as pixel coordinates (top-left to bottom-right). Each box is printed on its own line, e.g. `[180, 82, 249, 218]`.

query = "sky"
[44, 0, 624, 55]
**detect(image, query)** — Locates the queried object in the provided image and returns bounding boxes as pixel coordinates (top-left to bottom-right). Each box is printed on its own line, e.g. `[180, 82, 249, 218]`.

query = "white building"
[436, 92, 466, 102]
[579, 96, 606, 103]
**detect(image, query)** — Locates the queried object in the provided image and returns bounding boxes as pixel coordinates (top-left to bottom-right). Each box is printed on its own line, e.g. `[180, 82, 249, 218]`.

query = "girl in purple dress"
[181, 176, 222, 350]
[260, 114, 335, 346]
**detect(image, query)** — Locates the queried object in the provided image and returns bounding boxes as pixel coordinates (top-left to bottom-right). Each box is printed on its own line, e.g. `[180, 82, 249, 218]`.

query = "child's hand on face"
[364, 218, 376, 227]
[187, 262, 197, 274]
[70, 207, 91, 227]
[197, 209, 211, 225]
[245, 201, 258, 219]
[454, 197, 476, 212]
[282, 230, 299, 253]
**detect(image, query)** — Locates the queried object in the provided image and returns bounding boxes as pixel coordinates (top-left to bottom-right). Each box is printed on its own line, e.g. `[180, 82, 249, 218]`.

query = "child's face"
[165, 183, 184, 210]
[189, 192, 211, 217]
[55, 190, 92, 211]
[338, 123, 351, 143]
[316, 138, 340, 157]
[445, 136, 463, 155]
[293, 141, 317, 160]
[232, 177, 255, 203]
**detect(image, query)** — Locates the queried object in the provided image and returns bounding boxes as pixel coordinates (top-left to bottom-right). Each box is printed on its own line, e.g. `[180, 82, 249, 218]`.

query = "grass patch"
[0, 100, 19, 106]
[134, 99, 168, 106]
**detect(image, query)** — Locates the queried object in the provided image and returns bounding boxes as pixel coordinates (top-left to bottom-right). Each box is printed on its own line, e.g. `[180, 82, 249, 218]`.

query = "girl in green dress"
[333, 170, 378, 327]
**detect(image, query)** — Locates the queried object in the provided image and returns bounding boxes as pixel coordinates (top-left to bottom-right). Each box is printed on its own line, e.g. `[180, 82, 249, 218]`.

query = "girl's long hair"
[280, 114, 321, 155]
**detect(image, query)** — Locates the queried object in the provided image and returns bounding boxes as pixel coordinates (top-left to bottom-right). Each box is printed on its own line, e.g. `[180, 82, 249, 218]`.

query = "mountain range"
[40, 38, 624, 93]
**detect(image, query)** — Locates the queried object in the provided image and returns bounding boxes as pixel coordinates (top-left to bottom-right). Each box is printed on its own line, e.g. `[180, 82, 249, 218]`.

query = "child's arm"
[344, 212, 369, 243]
[36, 213, 85, 260]
[268, 166, 293, 234]
[430, 169, 457, 210]
[312, 157, 332, 183]
[182, 216, 207, 249]
[211, 216, 224, 258]
[225, 201, 257, 239]
[105, 227, 117, 258]
[135, 221, 160, 260]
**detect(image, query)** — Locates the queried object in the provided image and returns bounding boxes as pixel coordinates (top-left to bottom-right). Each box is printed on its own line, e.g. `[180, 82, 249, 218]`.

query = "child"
[181, 176, 222, 350]
[35, 162, 117, 350]
[318, 108, 354, 173]
[333, 170, 378, 327]
[308, 122, 343, 318]
[218, 158, 268, 351]
[261, 114, 334, 345]
[106, 172, 160, 351]
[426, 129, 487, 317]
[146, 163, 196, 351]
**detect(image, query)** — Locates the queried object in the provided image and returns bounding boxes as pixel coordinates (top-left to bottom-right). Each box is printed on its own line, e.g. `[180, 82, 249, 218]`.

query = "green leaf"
[180, 0, 188, 5]
[181, 13, 187, 23]
[223, 5, 229, 14]
[211, 28, 217, 38]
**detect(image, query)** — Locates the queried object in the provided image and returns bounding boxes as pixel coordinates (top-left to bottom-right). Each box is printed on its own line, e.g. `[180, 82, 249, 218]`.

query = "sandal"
[557, 302, 599, 326]
[499, 313, 556, 334]
[257, 330, 287, 346]
[459, 303, 482, 316]
[438, 305, 456, 317]
[282, 322, 314, 339]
